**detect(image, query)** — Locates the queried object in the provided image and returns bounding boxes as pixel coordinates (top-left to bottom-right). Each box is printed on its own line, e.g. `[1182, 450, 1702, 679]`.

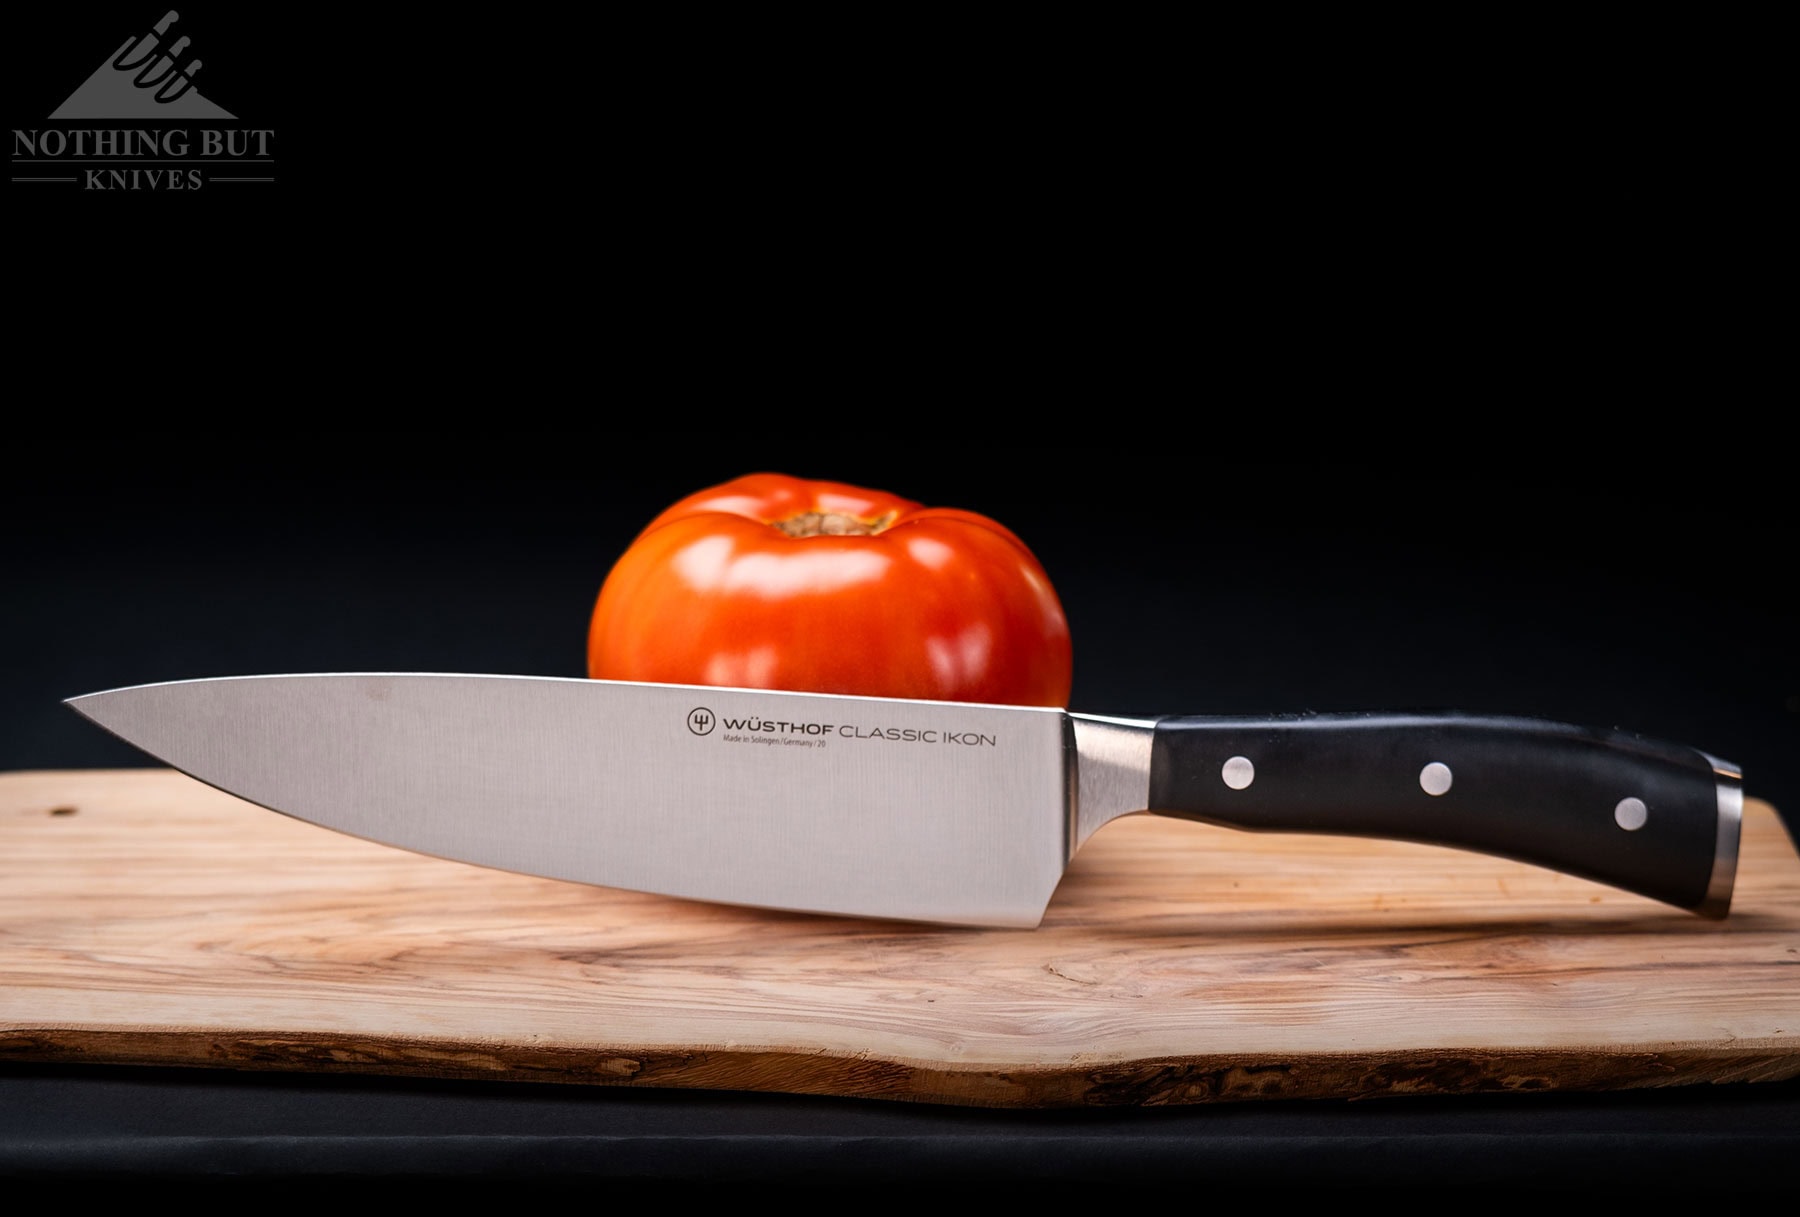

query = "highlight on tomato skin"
[587, 473, 1074, 707]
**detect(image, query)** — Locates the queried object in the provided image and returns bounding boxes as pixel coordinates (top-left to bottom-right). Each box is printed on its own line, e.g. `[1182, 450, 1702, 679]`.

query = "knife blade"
[66, 673, 1743, 926]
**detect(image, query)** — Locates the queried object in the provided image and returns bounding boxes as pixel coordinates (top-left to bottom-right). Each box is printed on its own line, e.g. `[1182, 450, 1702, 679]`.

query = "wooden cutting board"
[2, 769, 1795, 1108]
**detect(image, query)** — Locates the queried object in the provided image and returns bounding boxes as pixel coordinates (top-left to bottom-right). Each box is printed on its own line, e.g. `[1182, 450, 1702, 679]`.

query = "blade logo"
[11, 10, 276, 191]
[686, 708, 716, 736]
[711, 714, 998, 747]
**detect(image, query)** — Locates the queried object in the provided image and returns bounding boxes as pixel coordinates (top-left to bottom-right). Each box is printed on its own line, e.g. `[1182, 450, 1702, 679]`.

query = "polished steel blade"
[68, 674, 1075, 926]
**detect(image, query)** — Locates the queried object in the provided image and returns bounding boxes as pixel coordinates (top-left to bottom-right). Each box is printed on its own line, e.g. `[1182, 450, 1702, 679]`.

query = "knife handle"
[1146, 713, 1741, 916]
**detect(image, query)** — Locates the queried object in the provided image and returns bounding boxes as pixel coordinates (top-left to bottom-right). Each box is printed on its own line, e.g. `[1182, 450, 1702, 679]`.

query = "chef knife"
[66, 674, 1742, 927]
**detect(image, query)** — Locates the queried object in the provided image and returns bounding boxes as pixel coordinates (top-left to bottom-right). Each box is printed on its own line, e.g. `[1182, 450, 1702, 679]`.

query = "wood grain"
[2, 769, 1795, 1108]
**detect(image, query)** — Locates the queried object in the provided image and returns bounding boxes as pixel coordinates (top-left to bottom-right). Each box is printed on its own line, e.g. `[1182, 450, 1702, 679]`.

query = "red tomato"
[587, 473, 1073, 706]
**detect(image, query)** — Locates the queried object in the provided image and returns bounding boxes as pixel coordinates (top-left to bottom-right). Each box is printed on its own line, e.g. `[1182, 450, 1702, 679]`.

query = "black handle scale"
[1148, 713, 1737, 915]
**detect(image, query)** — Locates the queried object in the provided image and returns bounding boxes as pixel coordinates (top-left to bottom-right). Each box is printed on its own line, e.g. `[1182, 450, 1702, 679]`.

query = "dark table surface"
[6, 462, 1795, 1192]
[6, 1063, 1798, 1195]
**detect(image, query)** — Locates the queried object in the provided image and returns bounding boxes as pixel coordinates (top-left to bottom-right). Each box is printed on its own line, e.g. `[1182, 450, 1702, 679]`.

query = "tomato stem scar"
[770, 510, 898, 538]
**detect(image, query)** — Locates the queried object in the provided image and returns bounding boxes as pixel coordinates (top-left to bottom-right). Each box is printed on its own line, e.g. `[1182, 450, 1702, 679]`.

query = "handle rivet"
[1420, 762, 1453, 796]
[1614, 796, 1648, 831]
[1221, 756, 1255, 790]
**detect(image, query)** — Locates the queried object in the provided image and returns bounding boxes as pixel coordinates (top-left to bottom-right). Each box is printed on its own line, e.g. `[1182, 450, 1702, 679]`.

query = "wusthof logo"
[705, 713, 998, 747]
[11, 11, 275, 191]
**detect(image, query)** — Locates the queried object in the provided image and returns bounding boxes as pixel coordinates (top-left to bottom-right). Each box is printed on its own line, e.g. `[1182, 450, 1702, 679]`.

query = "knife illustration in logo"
[49, 11, 235, 120]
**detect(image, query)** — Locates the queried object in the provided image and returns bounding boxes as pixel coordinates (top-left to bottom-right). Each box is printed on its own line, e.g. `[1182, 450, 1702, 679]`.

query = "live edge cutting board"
[2, 770, 1796, 1108]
